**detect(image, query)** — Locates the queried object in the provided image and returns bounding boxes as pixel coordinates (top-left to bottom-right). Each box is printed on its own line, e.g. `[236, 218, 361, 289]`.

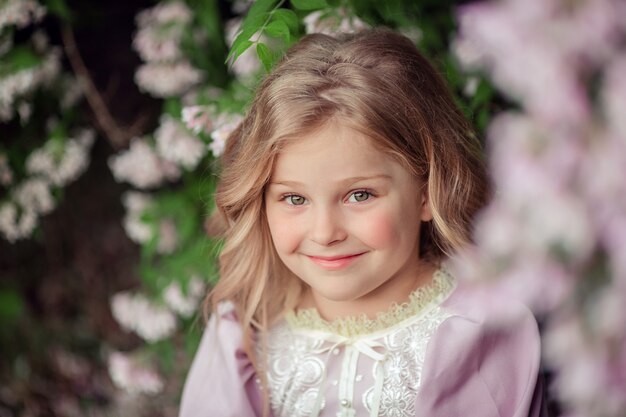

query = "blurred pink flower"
[135, 61, 203, 98]
[108, 351, 164, 395]
[108, 137, 180, 189]
[163, 276, 205, 318]
[209, 113, 243, 157]
[0, 0, 45, 31]
[155, 115, 207, 170]
[110, 292, 177, 342]
[135, 1, 191, 27]
[0, 202, 37, 243]
[303, 8, 368, 35]
[13, 178, 54, 216]
[181, 105, 215, 135]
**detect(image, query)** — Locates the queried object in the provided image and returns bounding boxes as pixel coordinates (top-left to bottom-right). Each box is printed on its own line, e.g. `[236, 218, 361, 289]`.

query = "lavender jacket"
[180, 272, 547, 417]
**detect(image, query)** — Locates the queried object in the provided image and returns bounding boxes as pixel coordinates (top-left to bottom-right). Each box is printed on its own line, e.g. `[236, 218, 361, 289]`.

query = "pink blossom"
[133, 23, 185, 63]
[0, 49, 61, 122]
[163, 277, 205, 318]
[181, 105, 215, 135]
[135, 1, 191, 27]
[0, 202, 37, 243]
[121, 191, 154, 244]
[155, 115, 207, 170]
[303, 8, 368, 35]
[108, 137, 180, 189]
[0, 0, 46, 31]
[135, 61, 203, 98]
[110, 291, 177, 342]
[209, 113, 243, 157]
[13, 178, 55, 215]
[108, 351, 164, 395]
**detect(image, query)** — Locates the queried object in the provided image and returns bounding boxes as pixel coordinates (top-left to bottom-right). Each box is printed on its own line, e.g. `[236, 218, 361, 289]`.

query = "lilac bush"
[453, 0, 626, 415]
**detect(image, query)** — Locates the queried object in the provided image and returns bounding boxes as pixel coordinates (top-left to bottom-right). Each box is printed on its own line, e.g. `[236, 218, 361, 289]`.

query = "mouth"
[306, 252, 366, 270]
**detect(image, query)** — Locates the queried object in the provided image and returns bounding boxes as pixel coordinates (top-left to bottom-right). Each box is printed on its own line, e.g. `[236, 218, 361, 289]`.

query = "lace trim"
[286, 268, 455, 338]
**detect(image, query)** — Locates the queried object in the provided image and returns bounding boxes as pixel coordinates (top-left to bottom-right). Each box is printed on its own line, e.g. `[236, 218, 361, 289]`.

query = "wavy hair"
[207, 28, 489, 372]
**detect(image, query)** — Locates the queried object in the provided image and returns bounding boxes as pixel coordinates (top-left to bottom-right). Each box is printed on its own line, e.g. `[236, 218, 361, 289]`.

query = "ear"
[419, 185, 433, 221]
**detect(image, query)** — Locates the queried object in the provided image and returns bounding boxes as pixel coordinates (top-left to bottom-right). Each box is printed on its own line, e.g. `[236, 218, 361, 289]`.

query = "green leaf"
[246, 0, 281, 20]
[226, 39, 253, 64]
[0, 46, 41, 76]
[237, 0, 280, 41]
[43, 0, 72, 21]
[291, 0, 329, 10]
[256, 43, 273, 72]
[0, 290, 24, 323]
[264, 19, 290, 41]
[271, 9, 300, 33]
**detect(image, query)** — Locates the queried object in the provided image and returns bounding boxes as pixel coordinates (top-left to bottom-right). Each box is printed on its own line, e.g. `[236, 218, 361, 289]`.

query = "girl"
[180, 29, 546, 417]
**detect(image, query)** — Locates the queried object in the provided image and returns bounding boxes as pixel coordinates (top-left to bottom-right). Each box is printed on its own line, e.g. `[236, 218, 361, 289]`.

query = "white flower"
[108, 137, 180, 189]
[133, 24, 185, 63]
[0, 202, 37, 243]
[303, 8, 368, 35]
[25, 129, 95, 187]
[163, 278, 205, 318]
[136, 1, 192, 27]
[121, 191, 154, 244]
[13, 178, 55, 215]
[155, 116, 207, 170]
[209, 113, 243, 157]
[181, 105, 215, 135]
[0, 49, 61, 122]
[122, 191, 154, 213]
[135, 61, 203, 98]
[108, 351, 164, 395]
[110, 292, 177, 342]
[0, 0, 46, 31]
[463, 76, 480, 97]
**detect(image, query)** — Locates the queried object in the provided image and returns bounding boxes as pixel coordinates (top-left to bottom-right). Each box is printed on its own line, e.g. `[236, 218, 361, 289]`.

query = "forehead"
[270, 120, 408, 181]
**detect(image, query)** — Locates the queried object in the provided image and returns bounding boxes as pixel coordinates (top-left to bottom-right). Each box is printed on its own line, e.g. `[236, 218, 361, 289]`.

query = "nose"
[310, 204, 347, 246]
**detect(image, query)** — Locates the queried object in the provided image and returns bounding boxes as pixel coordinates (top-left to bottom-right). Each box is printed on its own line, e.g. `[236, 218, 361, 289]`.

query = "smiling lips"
[306, 253, 366, 270]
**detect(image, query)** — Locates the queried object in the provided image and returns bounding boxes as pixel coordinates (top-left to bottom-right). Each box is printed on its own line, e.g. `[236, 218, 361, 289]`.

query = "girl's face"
[264, 119, 433, 319]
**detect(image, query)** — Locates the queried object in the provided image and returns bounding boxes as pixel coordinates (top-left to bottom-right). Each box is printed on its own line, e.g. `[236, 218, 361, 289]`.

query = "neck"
[300, 262, 437, 321]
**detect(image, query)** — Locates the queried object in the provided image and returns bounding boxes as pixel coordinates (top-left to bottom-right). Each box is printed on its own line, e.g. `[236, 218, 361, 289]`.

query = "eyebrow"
[269, 174, 392, 187]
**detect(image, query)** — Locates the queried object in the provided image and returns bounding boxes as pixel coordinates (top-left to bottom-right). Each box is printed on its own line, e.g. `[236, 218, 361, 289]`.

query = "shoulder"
[179, 301, 263, 417]
[414, 282, 545, 417]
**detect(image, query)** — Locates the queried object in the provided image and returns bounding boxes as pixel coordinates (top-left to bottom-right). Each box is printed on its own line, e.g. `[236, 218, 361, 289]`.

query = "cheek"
[266, 210, 302, 253]
[357, 210, 400, 248]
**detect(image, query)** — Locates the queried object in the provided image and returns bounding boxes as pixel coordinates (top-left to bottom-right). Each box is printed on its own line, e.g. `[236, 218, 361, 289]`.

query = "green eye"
[348, 191, 371, 203]
[286, 195, 306, 205]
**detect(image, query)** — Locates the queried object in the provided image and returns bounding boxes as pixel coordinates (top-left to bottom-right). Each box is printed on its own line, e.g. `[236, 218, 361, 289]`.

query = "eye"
[347, 190, 372, 203]
[283, 194, 307, 206]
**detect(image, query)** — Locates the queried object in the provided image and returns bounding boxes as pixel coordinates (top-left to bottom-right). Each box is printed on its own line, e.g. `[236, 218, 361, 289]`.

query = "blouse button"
[340, 399, 350, 407]
[355, 374, 363, 382]
[332, 348, 340, 355]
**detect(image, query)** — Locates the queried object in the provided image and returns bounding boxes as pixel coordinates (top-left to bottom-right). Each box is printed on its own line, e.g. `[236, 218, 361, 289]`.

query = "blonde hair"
[207, 27, 488, 375]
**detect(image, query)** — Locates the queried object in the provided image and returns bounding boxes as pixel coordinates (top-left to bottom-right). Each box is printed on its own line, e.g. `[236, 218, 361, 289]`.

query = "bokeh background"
[1, 0, 625, 416]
